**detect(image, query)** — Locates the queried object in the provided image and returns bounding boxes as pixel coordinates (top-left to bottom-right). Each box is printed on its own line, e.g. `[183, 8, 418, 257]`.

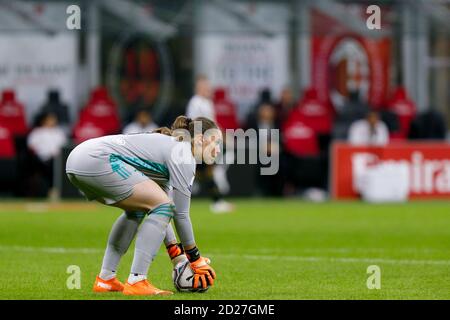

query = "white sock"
[128, 273, 147, 284]
[99, 269, 116, 281]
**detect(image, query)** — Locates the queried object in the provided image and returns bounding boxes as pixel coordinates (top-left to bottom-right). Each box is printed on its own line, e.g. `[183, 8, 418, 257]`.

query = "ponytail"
[171, 116, 193, 131]
[153, 115, 217, 141]
[152, 126, 172, 135]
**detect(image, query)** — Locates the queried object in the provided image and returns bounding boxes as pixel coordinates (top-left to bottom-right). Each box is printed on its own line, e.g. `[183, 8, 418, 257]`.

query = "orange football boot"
[92, 276, 125, 292]
[123, 279, 173, 296]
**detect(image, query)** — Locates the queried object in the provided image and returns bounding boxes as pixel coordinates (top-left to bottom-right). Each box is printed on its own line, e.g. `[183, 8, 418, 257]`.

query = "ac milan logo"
[107, 32, 172, 120]
[328, 38, 370, 111]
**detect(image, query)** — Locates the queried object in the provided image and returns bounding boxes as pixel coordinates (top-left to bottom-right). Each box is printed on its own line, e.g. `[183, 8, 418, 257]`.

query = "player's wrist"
[185, 246, 201, 262]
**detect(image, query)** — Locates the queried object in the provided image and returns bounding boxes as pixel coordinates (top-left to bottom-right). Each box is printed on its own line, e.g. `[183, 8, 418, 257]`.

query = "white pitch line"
[0, 245, 103, 254]
[212, 254, 450, 266]
[0, 245, 449, 266]
[231, 247, 449, 254]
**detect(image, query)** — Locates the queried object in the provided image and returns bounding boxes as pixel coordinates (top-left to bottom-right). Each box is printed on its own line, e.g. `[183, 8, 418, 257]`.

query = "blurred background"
[0, 0, 449, 202]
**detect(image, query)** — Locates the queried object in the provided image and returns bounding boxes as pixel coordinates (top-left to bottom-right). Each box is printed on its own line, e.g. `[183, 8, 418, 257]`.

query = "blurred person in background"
[27, 112, 67, 198]
[333, 89, 370, 140]
[250, 103, 282, 196]
[255, 103, 277, 131]
[274, 87, 295, 128]
[186, 75, 216, 121]
[246, 88, 273, 130]
[348, 109, 389, 146]
[186, 75, 234, 213]
[123, 108, 158, 134]
[377, 105, 400, 141]
[409, 106, 447, 141]
[34, 89, 70, 133]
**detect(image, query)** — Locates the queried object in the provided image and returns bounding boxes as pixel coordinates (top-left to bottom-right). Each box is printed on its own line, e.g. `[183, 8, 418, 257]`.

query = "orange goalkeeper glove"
[166, 243, 184, 260]
[185, 247, 216, 289]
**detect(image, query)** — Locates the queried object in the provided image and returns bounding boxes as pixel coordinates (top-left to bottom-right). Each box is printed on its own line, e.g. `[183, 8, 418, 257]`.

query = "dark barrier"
[57, 146, 84, 199]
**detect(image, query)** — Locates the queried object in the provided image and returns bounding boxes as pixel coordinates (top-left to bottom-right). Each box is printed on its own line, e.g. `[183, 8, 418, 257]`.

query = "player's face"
[194, 129, 222, 164]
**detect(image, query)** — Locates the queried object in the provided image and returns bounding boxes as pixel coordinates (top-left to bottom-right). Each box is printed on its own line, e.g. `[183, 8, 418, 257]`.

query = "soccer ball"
[172, 261, 209, 293]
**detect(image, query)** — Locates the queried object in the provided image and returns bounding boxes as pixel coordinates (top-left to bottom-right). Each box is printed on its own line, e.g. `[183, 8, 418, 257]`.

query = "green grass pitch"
[0, 199, 449, 300]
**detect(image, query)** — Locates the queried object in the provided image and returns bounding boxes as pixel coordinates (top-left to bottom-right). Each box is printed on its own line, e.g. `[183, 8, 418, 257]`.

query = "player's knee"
[125, 211, 146, 222]
[148, 202, 176, 222]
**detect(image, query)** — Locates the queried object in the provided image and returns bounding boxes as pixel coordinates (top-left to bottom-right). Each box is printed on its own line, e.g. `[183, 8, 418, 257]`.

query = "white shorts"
[67, 160, 148, 205]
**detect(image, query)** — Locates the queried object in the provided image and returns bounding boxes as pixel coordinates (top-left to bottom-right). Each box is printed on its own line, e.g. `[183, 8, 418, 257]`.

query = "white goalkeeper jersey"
[66, 133, 196, 197]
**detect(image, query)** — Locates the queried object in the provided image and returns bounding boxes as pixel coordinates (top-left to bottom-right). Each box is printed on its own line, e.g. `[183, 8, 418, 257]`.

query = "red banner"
[331, 143, 450, 199]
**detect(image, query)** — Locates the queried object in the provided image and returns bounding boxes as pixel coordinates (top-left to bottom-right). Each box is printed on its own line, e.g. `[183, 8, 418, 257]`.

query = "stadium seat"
[73, 121, 106, 145]
[282, 115, 319, 157]
[213, 88, 240, 130]
[282, 109, 326, 190]
[0, 89, 28, 137]
[76, 86, 121, 135]
[0, 125, 16, 158]
[0, 125, 17, 194]
[294, 88, 334, 135]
